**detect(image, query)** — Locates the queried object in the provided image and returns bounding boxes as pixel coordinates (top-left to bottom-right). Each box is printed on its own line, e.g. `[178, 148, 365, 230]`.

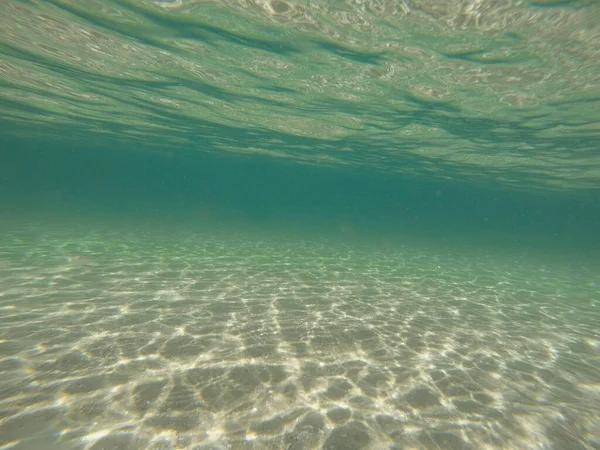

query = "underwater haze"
[1, 1, 600, 449]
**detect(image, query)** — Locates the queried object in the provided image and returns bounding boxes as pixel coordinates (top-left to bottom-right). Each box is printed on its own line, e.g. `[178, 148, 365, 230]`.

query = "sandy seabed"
[0, 220, 599, 449]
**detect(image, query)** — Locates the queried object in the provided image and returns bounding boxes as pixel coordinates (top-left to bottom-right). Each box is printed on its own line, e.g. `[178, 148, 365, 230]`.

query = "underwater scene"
[1, 1, 600, 449]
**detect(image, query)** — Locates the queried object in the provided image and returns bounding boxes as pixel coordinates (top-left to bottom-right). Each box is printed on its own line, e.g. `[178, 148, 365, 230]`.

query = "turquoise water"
[1, 1, 600, 449]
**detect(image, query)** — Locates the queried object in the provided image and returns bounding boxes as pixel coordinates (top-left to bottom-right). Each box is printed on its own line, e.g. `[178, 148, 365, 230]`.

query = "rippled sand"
[0, 220, 599, 449]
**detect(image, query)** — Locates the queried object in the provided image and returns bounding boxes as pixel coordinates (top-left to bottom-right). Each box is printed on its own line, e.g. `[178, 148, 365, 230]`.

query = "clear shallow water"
[1, 1, 600, 449]
[0, 217, 599, 449]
